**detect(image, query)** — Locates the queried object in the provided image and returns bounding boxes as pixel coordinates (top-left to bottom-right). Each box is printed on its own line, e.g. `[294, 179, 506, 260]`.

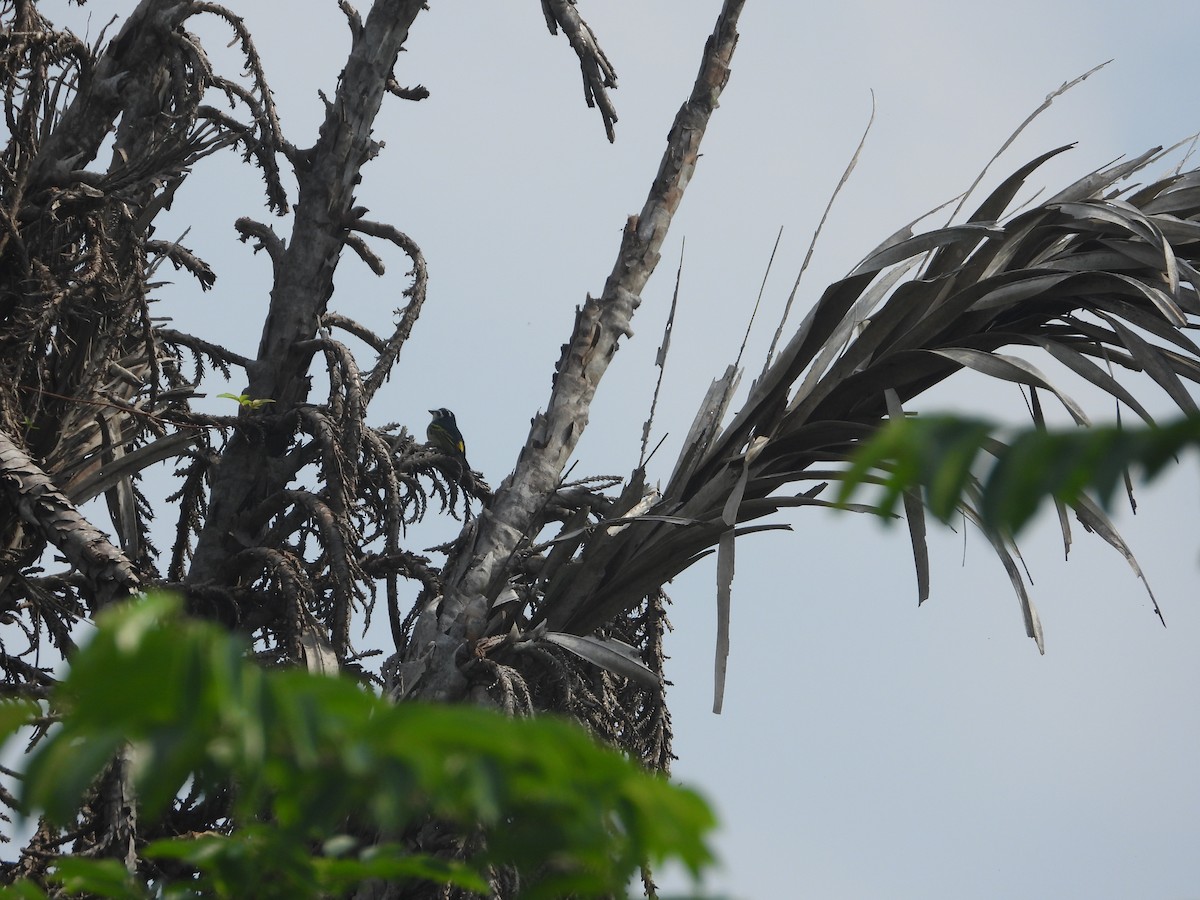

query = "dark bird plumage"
[427, 407, 466, 460]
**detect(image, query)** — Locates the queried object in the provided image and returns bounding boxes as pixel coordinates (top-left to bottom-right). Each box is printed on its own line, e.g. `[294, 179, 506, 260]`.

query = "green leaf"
[216, 391, 274, 408]
[23, 729, 126, 825]
[12, 593, 717, 898]
[0, 698, 40, 741]
[314, 845, 489, 893]
[840, 413, 1200, 537]
[51, 858, 150, 899]
[0, 881, 50, 899]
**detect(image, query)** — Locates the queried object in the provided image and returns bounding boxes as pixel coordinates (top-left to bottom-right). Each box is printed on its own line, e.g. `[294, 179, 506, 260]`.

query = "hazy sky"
[44, 2, 1200, 897]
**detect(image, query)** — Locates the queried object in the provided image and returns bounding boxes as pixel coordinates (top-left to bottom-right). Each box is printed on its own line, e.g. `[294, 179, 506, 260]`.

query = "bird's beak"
[428, 409, 437, 416]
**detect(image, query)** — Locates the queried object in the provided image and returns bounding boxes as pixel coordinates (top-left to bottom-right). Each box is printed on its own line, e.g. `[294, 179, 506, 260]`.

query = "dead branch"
[540, 0, 619, 141]
[0, 429, 139, 608]
[404, 0, 746, 702]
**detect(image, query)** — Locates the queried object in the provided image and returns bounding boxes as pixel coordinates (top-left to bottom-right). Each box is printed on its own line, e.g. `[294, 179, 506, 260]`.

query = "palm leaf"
[534, 141, 1200, 689]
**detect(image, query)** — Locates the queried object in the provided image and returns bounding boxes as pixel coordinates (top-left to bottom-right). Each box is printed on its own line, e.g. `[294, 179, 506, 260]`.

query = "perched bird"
[427, 407, 467, 462]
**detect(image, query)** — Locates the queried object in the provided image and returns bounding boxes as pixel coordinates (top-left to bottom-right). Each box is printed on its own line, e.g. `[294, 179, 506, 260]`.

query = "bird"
[426, 407, 467, 463]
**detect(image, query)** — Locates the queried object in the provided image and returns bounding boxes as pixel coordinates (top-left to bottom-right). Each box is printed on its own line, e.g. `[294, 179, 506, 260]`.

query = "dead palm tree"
[2, 0, 1198, 894]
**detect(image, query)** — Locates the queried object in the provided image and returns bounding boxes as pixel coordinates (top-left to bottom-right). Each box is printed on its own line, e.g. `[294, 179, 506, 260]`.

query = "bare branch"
[187, 0, 429, 588]
[385, 80, 430, 101]
[234, 216, 286, 271]
[407, 0, 746, 702]
[344, 231, 386, 275]
[146, 238, 216, 290]
[347, 220, 429, 402]
[540, 0, 619, 141]
[0, 429, 139, 608]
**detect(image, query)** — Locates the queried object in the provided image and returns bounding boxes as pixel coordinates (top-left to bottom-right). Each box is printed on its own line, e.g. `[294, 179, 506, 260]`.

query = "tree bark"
[404, 0, 747, 702]
[0, 429, 139, 608]
[187, 0, 428, 587]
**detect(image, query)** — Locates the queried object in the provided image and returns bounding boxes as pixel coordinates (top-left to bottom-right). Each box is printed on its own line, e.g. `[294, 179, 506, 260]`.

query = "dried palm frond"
[533, 142, 1200, 704]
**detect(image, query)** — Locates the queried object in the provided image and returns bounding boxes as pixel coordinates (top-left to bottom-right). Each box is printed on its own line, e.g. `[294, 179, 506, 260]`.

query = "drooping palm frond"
[532, 141, 1200, 694]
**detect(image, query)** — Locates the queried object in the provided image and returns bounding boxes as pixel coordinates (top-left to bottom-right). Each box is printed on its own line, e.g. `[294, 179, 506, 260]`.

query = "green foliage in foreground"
[0, 594, 715, 899]
[838, 414, 1200, 534]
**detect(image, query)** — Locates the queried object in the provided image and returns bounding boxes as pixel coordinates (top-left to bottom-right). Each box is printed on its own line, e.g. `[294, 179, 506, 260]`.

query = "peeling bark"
[407, 0, 747, 701]
[0, 429, 138, 608]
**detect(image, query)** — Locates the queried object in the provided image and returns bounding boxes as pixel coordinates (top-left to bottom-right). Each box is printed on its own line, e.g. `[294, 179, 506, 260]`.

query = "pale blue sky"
[45, 2, 1200, 897]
